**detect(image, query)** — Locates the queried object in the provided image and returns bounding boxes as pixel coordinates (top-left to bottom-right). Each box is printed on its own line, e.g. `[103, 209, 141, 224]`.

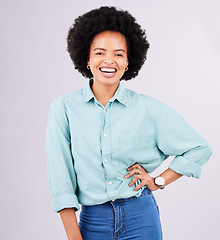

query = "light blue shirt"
[46, 79, 212, 213]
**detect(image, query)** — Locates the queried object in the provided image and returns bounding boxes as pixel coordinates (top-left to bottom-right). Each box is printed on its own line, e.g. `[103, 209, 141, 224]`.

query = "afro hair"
[67, 6, 150, 80]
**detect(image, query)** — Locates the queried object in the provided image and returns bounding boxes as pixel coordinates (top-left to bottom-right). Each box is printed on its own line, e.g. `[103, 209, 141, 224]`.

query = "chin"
[97, 76, 120, 86]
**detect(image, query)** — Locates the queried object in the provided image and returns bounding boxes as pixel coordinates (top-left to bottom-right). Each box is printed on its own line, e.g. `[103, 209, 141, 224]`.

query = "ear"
[126, 57, 129, 68]
[87, 56, 90, 65]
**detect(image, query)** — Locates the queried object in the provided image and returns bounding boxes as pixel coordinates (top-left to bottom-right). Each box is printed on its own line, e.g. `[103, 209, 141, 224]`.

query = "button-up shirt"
[46, 79, 212, 213]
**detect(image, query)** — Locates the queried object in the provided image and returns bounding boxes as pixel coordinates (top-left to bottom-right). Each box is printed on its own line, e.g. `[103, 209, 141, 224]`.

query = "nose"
[103, 59, 115, 64]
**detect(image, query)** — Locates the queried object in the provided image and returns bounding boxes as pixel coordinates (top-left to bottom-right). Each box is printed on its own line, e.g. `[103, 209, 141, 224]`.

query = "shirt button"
[108, 181, 112, 185]
[104, 133, 107, 137]
[103, 110, 106, 113]
[105, 159, 108, 162]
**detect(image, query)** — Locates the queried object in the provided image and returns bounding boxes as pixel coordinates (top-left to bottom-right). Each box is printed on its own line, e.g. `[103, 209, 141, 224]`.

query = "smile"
[99, 67, 117, 73]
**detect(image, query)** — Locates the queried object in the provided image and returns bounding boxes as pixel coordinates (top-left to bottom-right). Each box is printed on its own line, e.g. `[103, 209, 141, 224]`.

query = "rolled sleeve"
[156, 103, 213, 179]
[46, 99, 80, 213]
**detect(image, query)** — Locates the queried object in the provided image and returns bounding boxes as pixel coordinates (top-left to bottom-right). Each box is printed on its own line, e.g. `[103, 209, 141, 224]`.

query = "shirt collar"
[83, 79, 127, 106]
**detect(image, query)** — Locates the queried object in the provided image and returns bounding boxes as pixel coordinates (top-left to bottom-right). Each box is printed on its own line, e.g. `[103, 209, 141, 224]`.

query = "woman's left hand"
[124, 163, 160, 191]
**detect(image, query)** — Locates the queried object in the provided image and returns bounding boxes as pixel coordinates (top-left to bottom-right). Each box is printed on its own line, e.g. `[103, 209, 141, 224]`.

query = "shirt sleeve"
[46, 99, 80, 213]
[156, 103, 213, 179]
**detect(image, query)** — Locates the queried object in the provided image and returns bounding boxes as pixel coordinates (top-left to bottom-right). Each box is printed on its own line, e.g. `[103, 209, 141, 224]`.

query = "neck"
[91, 79, 119, 106]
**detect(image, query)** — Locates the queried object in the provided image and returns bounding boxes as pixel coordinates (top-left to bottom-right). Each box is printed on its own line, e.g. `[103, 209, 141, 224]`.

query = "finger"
[124, 168, 140, 179]
[133, 182, 146, 191]
[127, 163, 145, 172]
[127, 163, 139, 171]
[128, 175, 140, 187]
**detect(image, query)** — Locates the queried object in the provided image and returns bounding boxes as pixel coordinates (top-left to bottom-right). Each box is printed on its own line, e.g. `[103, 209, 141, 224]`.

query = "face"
[87, 31, 128, 87]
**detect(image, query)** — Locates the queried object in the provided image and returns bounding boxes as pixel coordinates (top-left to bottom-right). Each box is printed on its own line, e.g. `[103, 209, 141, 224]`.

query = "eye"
[115, 53, 123, 57]
[95, 52, 104, 55]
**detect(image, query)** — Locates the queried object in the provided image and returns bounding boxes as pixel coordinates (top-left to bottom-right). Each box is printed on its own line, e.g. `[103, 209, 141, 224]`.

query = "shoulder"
[49, 87, 84, 111]
[126, 87, 166, 110]
[124, 87, 178, 122]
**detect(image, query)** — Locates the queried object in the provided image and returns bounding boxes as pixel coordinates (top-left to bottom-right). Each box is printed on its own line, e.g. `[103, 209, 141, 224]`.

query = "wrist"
[154, 176, 166, 190]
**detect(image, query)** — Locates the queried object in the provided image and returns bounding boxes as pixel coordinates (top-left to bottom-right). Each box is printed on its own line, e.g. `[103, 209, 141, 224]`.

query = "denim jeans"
[79, 187, 163, 240]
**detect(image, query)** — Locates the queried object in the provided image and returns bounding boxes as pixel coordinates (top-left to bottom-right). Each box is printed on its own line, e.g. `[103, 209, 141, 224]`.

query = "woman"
[46, 6, 212, 240]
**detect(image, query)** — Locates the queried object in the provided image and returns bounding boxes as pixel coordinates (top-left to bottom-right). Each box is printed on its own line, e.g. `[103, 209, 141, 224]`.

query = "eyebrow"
[93, 48, 125, 53]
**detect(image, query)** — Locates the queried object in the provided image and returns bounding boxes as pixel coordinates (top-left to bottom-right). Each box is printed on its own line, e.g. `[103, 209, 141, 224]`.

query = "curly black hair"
[67, 6, 150, 80]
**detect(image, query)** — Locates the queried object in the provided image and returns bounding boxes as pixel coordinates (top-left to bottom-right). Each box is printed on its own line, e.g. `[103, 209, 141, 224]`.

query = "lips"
[99, 67, 117, 78]
[99, 67, 117, 73]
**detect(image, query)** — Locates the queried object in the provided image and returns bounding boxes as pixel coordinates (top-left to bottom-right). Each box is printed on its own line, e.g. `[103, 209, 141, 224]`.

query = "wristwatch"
[154, 176, 166, 190]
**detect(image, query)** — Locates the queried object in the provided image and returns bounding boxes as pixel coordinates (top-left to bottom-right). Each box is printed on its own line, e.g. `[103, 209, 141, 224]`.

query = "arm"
[46, 99, 81, 236]
[156, 103, 212, 179]
[159, 168, 183, 186]
[125, 103, 212, 190]
[125, 165, 182, 191]
[59, 208, 83, 240]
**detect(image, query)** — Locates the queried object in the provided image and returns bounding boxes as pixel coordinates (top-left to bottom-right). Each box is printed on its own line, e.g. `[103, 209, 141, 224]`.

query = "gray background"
[1, 0, 219, 239]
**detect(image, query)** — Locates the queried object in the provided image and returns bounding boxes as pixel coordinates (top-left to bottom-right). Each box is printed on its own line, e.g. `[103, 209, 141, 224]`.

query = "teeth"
[100, 67, 116, 73]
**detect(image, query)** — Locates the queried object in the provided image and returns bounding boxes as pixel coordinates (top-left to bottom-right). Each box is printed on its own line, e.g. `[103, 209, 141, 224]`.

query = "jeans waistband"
[110, 187, 152, 203]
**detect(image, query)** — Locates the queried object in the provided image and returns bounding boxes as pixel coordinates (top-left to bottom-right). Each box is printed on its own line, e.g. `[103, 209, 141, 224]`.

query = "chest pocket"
[119, 133, 156, 169]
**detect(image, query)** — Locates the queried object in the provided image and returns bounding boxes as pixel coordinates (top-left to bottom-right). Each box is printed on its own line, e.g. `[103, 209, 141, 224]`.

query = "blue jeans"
[79, 187, 163, 240]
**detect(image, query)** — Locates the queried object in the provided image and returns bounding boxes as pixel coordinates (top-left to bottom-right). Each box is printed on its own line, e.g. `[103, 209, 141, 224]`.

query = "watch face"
[155, 176, 165, 186]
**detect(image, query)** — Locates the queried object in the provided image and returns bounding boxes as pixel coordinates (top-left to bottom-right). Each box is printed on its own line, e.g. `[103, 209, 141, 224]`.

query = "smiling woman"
[66, 6, 149, 81]
[46, 6, 212, 240]
[87, 31, 129, 104]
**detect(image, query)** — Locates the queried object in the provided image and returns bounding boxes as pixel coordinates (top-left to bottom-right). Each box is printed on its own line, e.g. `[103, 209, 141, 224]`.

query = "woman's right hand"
[59, 208, 83, 240]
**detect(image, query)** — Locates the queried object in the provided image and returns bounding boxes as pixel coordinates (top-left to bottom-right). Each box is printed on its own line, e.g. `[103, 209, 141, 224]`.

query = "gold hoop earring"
[125, 66, 128, 71]
[87, 65, 90, 70]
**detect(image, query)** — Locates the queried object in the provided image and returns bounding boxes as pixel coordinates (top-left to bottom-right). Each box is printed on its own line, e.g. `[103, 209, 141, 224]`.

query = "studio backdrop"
[0, 0, 219, 239]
